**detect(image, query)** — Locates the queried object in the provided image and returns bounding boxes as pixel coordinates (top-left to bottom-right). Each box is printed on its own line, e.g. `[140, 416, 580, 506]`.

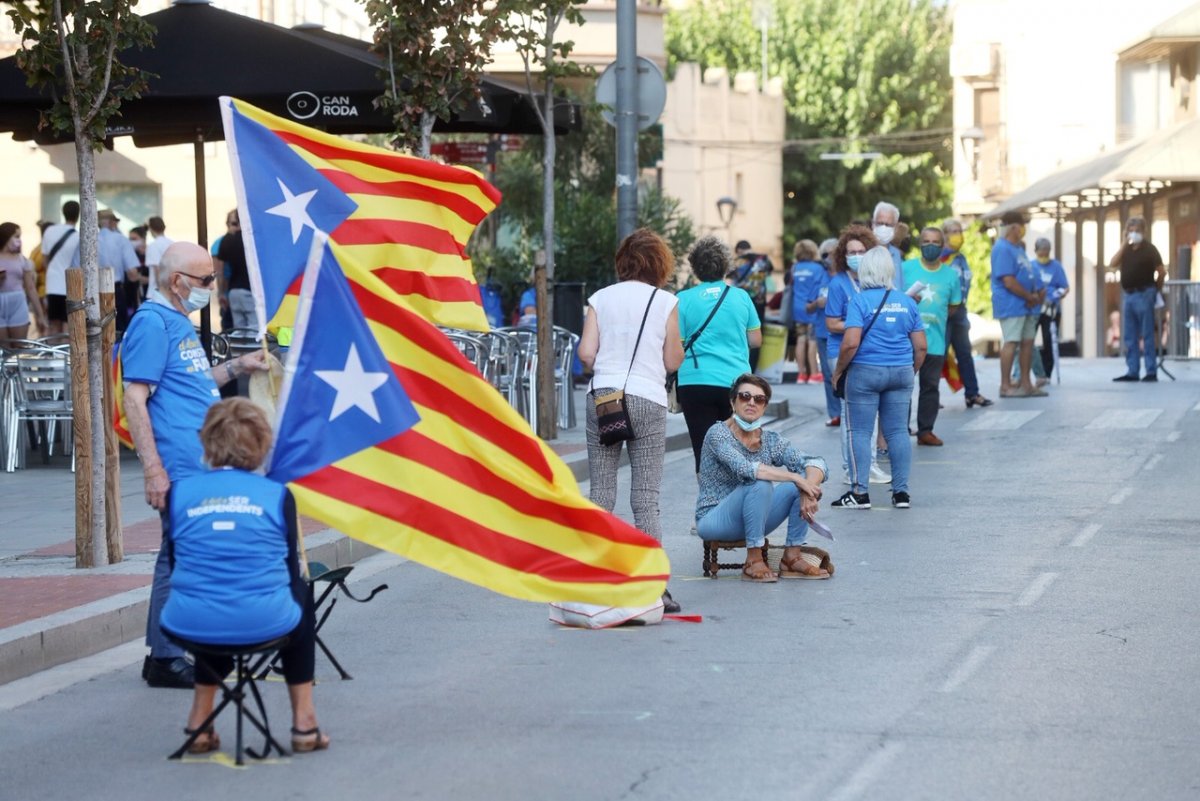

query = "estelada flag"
[220, 96, 496, 335]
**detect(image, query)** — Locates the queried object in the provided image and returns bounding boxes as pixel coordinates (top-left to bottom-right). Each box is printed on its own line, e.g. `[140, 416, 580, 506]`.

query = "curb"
[0, 528, 378, 686]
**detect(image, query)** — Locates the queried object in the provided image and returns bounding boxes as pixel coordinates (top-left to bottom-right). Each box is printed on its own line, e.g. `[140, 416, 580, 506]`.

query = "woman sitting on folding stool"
[695, 374, 831, 582]
[160, 398, 330, 754]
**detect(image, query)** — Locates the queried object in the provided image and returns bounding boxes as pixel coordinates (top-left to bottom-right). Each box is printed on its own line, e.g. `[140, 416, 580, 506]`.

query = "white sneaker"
[869, 462, 891, 484]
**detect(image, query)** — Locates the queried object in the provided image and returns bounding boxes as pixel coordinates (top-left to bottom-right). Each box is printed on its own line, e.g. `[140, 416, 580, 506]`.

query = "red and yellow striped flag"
[224, 97, 496, 333]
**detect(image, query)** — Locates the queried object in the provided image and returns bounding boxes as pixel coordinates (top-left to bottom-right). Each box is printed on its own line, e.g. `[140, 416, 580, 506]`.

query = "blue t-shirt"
[1037, 259, 1069, 304]
[676, 282, 759, 388]
[160, 469, 301, 646]
[825, 271, 860, 360]
[807, 270, 832, 339]
[902, 259, 962, 357]
[845, 288, 924, 366]
[120, 300, 219, 480]
[517, 286, 536, 326]
[790, 260, 824, 324]
[991, 238, 1041, 319]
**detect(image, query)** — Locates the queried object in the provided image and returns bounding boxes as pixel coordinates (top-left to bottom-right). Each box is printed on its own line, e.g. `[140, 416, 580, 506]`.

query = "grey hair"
[1126, 216, 1146, 228]
[873, 201, 900, 223]
[687, 235, 733, 282]
[942, 217, 963, 232]
[858, 246, 895, 289]
[818, 237, 838, 257]
[1034, 237, 1052, 252]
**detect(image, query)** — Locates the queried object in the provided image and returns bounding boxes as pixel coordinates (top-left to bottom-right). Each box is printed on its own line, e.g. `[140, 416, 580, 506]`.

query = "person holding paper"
[902, 226, 961, 446]
[695, 374, 830, 582]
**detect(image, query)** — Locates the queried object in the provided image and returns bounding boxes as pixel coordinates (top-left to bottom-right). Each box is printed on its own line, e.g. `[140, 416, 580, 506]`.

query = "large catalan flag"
[220, 96, 496, 334]
[223, 98, 669, 606]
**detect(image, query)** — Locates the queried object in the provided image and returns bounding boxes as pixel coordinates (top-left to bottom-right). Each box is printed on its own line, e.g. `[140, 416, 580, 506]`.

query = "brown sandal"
[291, 726, 331, 753]
[184, 726, 221, 754]
[778, 548, 832, 580]
[741, 560, 778, 583]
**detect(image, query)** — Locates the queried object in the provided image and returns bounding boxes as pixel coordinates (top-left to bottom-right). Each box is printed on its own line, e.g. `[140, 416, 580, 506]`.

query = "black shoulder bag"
[594, 288, 658, 446]
[833, 289, 890, 399]
[665, 285, 731, 413]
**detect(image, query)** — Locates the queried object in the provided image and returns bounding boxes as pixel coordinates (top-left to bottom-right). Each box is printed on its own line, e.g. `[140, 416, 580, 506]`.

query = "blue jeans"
[146, 517, 185, 659]
[845, 363, 913, 494]
[1122, 287, 1158, 377]
[946, 306, 980, 397]
[696, 480, 808, 548]
[815, 337, 840, 418]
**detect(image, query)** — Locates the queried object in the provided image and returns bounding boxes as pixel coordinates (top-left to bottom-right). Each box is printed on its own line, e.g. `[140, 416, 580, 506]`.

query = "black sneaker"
[1113, 374, 1139, 382]
[661, 590, 681, 614]
[1141, 374, 1158, 382]
[892, 491, 911, 509]
[831, 490, 871, 509]
[145, 657, 195, 689]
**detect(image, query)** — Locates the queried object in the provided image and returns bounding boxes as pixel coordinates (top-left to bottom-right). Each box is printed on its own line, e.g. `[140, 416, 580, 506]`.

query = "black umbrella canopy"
[0, 0, 577, 145]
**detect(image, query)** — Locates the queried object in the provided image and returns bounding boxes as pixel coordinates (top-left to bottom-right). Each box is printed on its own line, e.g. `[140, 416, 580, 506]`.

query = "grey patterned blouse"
[695, 422, 829, 522]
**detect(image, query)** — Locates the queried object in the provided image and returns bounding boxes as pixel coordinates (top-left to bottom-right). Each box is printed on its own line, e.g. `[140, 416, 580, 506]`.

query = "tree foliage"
[362, 0, 520, 157]
[666, 0, 953, 246]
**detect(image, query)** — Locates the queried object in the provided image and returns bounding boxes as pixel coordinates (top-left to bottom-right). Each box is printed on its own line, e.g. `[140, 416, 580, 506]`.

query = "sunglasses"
[179, 271, 217, 287]
[736, 391, 768, 405]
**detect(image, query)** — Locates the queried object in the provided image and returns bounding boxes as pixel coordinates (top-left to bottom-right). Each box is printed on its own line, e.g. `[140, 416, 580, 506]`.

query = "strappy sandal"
[291, 726, 331, 753]
[184, 726, 221, 754]
[777, 551, 831, 580]
[741, 560, 778, 583]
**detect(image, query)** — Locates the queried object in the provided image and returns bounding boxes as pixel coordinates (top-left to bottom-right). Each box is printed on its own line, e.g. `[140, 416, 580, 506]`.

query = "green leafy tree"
[666, 0, 953, 245]
[362, 0, 521, 157]
[961, 221, 994, 317]
[6, 0, 152, 566]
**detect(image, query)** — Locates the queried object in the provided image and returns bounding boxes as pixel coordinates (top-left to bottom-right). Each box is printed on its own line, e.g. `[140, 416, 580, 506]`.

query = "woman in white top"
[578, 228, 685, 610]
[0, 222, 49, 340]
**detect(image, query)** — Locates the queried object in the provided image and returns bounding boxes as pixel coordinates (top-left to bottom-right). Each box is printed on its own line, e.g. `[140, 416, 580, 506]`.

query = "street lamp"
[716, 195, 738, 231]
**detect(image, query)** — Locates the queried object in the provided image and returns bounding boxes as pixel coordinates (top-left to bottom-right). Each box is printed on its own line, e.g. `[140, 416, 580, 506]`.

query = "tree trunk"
[75, 135, 108, 568]
[535, 70, 557, 441]
[419, 111, 435, 159]
[100, 269, 123, 563]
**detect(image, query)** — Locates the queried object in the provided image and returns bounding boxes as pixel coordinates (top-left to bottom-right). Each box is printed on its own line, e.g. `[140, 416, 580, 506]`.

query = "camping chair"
[164, 633, 292, 765]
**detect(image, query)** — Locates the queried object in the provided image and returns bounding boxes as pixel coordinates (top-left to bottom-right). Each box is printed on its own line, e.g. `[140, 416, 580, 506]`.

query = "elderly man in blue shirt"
[991, 211, 1045, 398]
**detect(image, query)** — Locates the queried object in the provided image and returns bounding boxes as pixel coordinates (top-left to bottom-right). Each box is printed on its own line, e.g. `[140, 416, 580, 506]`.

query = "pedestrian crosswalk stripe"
[1085, 409, 1162, 429]
[960, 411, 1043, 431]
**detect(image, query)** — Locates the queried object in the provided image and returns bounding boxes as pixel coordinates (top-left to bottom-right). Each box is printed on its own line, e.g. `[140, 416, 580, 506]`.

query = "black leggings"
[679, 384, 733, 472]
[194, 586, 316, 686]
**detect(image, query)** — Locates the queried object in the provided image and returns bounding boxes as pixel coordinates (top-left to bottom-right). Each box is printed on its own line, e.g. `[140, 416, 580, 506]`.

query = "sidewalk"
[0, 374, 816, 685]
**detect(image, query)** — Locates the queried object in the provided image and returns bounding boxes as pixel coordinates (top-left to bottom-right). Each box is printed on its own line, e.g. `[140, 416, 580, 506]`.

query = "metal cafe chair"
[4, 346, 74, 472]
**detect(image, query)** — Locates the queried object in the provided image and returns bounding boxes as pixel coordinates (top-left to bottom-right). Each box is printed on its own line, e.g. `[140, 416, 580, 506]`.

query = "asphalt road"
[2, 359, 1198, 801]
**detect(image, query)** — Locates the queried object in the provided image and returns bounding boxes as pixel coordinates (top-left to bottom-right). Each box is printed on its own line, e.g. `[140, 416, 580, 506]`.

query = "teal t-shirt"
[902, 259, 961, 356]
[676, 282, 759, 387]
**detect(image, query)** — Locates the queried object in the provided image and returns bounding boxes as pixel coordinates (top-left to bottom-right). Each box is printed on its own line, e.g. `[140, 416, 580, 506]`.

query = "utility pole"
[615, 0, 637, 241]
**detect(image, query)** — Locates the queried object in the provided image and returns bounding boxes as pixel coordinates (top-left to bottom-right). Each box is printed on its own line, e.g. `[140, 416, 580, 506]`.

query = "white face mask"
[1127, 232, 1144, 245]
[174, 277, 212, 312]
[873, 224, 895, 246]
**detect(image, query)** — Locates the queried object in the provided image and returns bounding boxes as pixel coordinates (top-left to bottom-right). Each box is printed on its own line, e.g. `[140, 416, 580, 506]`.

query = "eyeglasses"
[179, 271, 217, 287]
[736, 391, 768, 405]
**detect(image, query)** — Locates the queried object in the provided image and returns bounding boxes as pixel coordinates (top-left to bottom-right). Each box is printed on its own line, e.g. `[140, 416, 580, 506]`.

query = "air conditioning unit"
[950, 43, 999, 79]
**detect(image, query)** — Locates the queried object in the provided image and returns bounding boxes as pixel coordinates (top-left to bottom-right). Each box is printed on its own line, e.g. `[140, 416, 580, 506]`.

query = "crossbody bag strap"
[621, 288, 658, 391]
[858, 289, 891, 344]
[684, 284, 730, 354]
[44, 228, 76, 264]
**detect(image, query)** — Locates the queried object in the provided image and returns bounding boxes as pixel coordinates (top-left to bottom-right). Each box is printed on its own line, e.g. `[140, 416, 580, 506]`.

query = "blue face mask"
[846, 254, 864, 271]
[732, 413, 764, 432]
[920, 243, 943, 263]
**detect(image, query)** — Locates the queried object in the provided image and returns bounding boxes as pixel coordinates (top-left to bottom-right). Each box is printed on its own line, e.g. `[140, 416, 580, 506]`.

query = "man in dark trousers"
[1110, 216, 1166, 382]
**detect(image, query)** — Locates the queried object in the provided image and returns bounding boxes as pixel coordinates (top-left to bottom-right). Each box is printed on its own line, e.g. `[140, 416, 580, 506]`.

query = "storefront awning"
[984, 117, 1200, 220]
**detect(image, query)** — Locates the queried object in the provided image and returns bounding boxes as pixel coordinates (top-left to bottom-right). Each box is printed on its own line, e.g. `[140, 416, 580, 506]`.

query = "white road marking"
[1193, 401, 1200, 412]
[1109, 486, 1134, 505]
[1085, 409, 1162, 429]
[940, 645, 996, 693]
[1142, 453, 1164, 471]
[1070, 523, 1102, 548]
[1016, 572, 1059, 607]
[1167, 430, 1182, 442]
[827, 742, 906, 801]
[960, 411, 1043, 431]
